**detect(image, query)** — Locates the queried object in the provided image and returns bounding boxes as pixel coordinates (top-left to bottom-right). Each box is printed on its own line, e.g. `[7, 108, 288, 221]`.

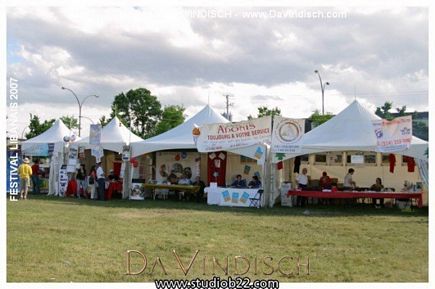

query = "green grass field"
[7, 195, 428, 282]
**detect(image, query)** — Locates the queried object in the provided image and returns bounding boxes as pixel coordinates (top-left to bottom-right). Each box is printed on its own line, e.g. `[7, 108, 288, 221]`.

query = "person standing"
[88, 166, 97, 200]
[96, 162, 106, 201]
[343, 168, 356, 190]
[296, 168, 309, 206]
[76, 164, 87, 199]
[18, 157, 33, 200]
[31, 159, 41, 194]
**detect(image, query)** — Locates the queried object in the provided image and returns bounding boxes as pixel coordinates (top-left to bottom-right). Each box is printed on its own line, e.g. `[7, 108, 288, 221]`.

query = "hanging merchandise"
[389, 154, 396, 173]
[404, 156, 415, 172]
[207, 151, 227, 186]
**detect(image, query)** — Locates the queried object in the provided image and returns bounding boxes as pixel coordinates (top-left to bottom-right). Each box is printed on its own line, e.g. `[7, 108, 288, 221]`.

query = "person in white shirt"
[296, 168, 309, 207]
[343, 168, 356, 190]
[296, 168, 309, 189]
[177, 174, 192, 200]
[96, 162, 106, 200]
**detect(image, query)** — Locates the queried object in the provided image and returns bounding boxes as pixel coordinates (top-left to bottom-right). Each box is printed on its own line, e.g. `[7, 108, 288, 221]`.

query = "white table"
[205, 187, 261, 207]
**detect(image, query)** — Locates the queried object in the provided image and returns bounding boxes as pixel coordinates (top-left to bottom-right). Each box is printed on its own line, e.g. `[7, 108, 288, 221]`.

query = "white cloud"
[6, 6, 428, 139]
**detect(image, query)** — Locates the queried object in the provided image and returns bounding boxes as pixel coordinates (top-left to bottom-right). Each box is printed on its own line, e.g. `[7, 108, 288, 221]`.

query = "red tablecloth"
[106, 181, 122, 200]
[287, 190, 423, 208]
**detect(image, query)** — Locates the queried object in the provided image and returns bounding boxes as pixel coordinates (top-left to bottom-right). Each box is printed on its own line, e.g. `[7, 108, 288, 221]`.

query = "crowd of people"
[17, 156, 411, 208]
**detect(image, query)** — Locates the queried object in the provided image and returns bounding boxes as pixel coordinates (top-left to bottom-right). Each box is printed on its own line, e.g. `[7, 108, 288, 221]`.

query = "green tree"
[309, 110, 334, 127]
[99, 115, 112, 127]
[375, 101, 428, 141]
[396, 105, 407, 116]
[375, 101, 394, 120]
[25, 114, 55, 139]
[60, 115, 79, 130]
[155, 105, 185, 135]
[248, 106, 281, 119]
[413, 120, 428, 141]
[111, 88, 162, 139]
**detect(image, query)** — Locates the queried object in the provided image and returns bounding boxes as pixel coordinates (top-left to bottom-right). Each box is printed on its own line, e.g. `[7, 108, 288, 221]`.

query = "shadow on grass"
[20, 194, 428, 218]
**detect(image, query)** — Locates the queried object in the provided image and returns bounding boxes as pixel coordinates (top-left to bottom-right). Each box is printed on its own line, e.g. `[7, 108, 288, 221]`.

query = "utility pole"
[223, 94, 233, 121]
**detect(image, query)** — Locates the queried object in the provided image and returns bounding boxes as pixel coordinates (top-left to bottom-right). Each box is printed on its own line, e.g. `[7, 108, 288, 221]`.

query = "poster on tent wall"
[271, 117, 305, 153]
[23, 143, 49, 156]
[91, 146, 104, 162]
[155, 151, 201, 183]
[89, 124, 102, 145]
[195, 116, 272, 152]
[373, 116, 412, 152]
[58, 165, 68, 197]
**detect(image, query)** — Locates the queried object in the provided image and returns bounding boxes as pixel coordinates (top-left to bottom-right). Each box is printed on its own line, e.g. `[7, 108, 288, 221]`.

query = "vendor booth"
[271, 100, 428, 207]
[130, 105, 268, 201]
[21, 119, 80, 196]
[73, 117, 144, 199]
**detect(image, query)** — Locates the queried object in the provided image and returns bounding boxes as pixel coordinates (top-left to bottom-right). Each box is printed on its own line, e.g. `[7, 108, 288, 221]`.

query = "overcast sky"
[6, 5, 428, 138]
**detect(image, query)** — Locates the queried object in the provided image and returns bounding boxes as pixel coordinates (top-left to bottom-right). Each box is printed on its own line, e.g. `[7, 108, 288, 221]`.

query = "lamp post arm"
[62, 87, 81, 109]
[81, 94, 98, 107]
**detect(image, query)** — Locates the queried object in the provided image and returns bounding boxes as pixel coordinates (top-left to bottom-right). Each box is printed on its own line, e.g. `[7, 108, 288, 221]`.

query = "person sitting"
[371, 177, 384, 207]
[167, 173, 178, 184]
[343, 168, 356, 190]
[319, 171, 332, 190]
[178, 174, 192, 185]
[231, 174, 247, 188]
[108, 169, 119, 181]
[178, 174, 192, 200]
[192, 176, 206, 203]
[248, 175, 262, 188]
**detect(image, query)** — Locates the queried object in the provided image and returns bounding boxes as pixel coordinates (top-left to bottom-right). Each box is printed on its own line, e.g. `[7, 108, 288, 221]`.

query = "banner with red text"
[195, 116, 272, 152]
[372, 115, 413, 152]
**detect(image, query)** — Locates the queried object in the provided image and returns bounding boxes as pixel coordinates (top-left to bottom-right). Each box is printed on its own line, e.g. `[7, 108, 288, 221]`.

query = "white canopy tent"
[22, 119, 78, 155]
[131, 105, 229, 156]
[74, 117, 143, 153]
[273, 100, 428, 162]
[131, 105, 266, 163]
[21, 119, 80, 196]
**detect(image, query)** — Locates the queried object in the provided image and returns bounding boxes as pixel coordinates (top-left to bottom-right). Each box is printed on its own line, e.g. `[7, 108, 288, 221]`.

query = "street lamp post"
[61, 87, 99, 137]
[314, 70, 330, 115]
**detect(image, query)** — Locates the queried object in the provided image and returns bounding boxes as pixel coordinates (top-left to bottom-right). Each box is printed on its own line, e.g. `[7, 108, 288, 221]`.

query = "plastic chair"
[249, 189, 264, 208]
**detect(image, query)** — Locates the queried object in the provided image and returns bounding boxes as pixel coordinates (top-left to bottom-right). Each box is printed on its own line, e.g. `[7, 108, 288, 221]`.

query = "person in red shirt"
[319, 171, 332, 190]
[31, 159, 40, 194]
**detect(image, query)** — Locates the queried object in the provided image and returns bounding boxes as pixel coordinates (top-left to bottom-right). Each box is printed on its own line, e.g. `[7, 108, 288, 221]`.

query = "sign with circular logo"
[275, 120, 303, 144]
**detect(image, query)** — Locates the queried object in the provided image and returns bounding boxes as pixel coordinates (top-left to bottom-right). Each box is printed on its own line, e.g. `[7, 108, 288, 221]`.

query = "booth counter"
[204, 186, 261, 207]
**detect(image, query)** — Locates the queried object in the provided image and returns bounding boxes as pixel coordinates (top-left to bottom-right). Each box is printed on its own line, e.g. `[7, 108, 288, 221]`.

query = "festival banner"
[271, 116, 305, 153]
[372, 115, 412, 152]
[89, 124, 102, 145]
[195, 116, 272, 152]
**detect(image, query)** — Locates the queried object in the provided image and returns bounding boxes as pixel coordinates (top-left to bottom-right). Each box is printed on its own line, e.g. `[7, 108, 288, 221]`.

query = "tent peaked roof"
[75, 116, 143, 153]
[23, 119, 75, 144]
[132, 105, 229, 156]
[277, 100, 427, 161]
[22, 119, 79, 155]
[99, 117, 143, 144]
[302, 100, 381, 148]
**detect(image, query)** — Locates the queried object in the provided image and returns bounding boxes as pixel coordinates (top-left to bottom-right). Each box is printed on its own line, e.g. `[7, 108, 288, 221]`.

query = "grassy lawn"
[7, 195, 428, 282]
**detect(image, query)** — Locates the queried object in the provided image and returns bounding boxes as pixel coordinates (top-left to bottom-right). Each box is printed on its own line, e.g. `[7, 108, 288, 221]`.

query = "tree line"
[25, 88, 185, 139]
[25, 90, 428, 142]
